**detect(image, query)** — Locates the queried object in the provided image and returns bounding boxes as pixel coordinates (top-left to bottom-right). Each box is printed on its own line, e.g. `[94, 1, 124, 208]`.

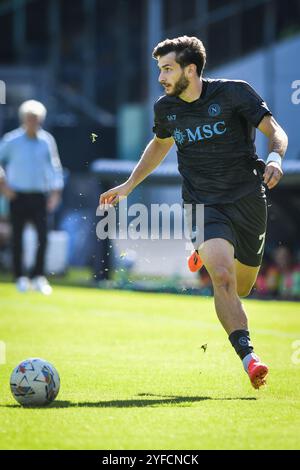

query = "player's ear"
[186, 63, 196, 76]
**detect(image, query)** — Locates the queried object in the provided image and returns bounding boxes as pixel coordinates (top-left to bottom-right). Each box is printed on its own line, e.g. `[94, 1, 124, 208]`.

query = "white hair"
[18, 100, 47, 122]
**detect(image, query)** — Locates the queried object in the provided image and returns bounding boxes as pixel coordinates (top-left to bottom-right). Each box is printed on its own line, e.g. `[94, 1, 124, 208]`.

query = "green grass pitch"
[0, 283, 300, 450]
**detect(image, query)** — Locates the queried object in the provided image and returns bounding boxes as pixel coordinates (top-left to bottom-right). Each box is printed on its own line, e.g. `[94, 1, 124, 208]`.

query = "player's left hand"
[263, 162, 283, 189]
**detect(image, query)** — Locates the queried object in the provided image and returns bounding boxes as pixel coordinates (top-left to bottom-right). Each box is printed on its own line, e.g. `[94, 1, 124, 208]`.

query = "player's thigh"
[235, 259, 260, 297]
[198, 238, 236, 286]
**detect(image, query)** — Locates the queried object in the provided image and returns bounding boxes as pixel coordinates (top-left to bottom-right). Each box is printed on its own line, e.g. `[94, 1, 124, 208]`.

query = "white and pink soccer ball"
[10, 358, 60, 406]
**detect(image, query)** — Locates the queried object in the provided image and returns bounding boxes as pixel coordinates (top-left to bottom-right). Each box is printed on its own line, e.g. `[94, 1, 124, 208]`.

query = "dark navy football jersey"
[153, 78, 272, 204]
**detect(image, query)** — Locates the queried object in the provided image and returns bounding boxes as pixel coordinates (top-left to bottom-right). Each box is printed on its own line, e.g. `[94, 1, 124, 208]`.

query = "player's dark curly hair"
[152, 36, 206, 77]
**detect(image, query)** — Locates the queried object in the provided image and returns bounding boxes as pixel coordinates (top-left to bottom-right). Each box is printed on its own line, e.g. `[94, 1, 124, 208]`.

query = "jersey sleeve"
[231, 81, 272, 128]
[46, 133, 64, 191]
[152, 100, 172, 139]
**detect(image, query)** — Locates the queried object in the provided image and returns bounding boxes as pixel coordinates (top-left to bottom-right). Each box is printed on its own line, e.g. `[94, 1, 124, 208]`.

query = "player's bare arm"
[99, 135, 174, 207]
[258, 114, 288, 190]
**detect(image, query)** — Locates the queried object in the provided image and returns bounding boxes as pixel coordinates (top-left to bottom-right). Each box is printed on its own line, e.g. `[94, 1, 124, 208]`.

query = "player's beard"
[166, 72, 190, 97]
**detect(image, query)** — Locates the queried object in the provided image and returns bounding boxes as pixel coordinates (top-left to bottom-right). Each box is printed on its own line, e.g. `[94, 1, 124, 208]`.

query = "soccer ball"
[10, 358, 60, 406]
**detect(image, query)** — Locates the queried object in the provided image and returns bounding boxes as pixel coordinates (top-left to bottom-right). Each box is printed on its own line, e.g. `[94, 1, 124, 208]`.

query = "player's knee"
[211, 265, 235, 291]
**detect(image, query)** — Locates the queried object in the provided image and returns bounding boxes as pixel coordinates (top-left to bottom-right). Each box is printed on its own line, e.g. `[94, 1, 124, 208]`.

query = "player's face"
[158, 53, 189, 97]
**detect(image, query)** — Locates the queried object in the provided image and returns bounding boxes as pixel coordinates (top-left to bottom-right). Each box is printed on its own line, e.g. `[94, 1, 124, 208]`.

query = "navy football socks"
[229, 329, 259, 372]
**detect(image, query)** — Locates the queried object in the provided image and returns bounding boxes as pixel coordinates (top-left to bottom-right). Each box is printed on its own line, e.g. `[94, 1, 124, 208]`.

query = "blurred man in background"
[0, 100, 64, 294]
[256, 246, 300, 299]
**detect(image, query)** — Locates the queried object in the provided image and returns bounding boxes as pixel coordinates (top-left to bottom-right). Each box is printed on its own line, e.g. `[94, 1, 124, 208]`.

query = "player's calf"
[237, 285, 253, 298]
[235, 262, 260, 298]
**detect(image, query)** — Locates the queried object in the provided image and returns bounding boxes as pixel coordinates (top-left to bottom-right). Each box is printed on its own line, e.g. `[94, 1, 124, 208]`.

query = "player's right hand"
[99, 182, 133, 209]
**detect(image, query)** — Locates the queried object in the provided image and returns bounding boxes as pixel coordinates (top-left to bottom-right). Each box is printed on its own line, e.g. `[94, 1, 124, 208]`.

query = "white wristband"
[266, 152, 282, 166]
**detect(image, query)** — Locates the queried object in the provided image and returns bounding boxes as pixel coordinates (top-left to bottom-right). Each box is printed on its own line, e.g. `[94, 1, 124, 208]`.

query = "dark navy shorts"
[185, 188, 268, 267]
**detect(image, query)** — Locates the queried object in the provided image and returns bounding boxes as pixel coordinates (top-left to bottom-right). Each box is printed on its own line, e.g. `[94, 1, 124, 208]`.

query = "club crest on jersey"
[173, 128, 186, 145]
[208, 103, 221, 117]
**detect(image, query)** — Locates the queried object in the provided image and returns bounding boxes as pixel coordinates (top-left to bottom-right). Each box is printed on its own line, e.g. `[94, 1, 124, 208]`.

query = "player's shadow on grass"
[2, 394, 256, 409]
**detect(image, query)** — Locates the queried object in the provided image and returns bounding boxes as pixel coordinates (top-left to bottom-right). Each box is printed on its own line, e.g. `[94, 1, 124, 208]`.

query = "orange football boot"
[188, 250, 204, 273]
